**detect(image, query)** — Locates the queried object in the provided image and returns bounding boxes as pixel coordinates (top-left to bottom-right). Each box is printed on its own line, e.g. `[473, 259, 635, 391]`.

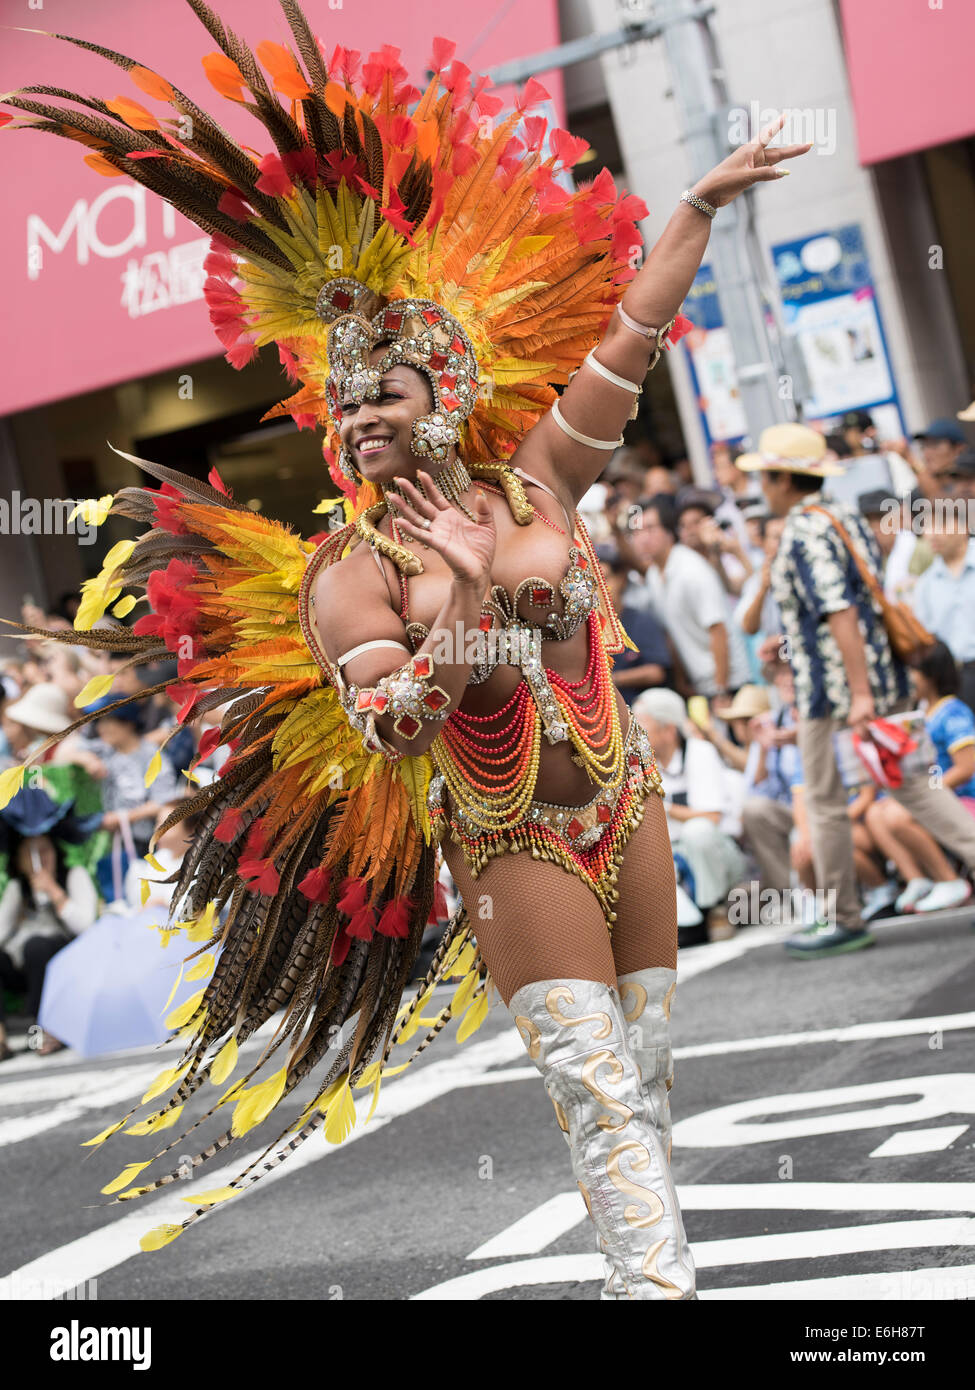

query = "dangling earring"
[337, 446, 359, 482]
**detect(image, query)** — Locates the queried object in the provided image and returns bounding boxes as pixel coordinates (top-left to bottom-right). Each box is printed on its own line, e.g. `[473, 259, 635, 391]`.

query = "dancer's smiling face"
[337, 349, 446, 482]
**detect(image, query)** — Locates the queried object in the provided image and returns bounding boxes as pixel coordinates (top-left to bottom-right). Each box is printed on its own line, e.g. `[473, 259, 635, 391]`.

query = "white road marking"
[679, 1181, 975, 1210]
[467, 1193, 586, 1260]
[0, 1030, 525, 1299]
[869, 1125, 969, 1157]
[675, 1073, 975, 1147]
[678, 1011, 975, 1059]
[412, 1250, 975, 1300]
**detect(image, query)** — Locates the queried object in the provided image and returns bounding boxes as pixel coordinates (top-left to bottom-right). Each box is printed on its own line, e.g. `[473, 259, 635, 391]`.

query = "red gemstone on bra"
[531, 586, 552, 605]
[385, 311, 403, 331]
[371, 691, 389, 713]
[567, 817, 584, 838]
[355, 689, 374, 711]
[412, 654, 432, 678]
[596, 803, 611, 823]
[423, 687, 449, 710]
[396, 714, 421, 737]
[478, 613, 493, 631]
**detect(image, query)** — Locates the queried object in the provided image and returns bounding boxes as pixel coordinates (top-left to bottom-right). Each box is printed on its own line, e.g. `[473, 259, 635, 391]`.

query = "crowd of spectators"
[589, 408, 975, 956]
[0, 628, 233, 1060]
[3, 406, 974, 1055]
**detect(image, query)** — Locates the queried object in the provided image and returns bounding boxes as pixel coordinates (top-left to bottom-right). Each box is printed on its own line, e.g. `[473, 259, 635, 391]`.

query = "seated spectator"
[914, 640, 975, 806]
[860, 645, 974, 913]
[910, 504, 975, 712]
[596, 544, 672, 703]
[633, 687, 745, 944]
[0, 788, 100, 1059]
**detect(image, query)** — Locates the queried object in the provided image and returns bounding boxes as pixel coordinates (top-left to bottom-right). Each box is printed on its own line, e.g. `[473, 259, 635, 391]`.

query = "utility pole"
[486, 0, 808, 452]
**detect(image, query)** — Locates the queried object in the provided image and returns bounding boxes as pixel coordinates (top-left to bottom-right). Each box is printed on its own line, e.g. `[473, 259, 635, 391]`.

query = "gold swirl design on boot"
[620, 982, 648, 1022]
[582, 1051, 634, 1133]
[544, 985, 612, 1038]
[606, 1140, 665, 1228]
[642, 1240, 687, 1299]
[514, 1015, 541, 1060]
[552, 1099, 569, 1133]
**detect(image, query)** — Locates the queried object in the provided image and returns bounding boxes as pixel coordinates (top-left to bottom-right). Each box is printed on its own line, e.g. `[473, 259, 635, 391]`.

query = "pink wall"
[839, 0, 975, 166]
[0, 0, 563, 416]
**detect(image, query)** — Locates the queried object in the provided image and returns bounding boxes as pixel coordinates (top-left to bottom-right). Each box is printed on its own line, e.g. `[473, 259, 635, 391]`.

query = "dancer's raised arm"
[516, 113, 812, 504]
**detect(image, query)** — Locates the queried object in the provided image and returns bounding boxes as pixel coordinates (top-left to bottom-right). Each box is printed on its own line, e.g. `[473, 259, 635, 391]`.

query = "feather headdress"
[2, 0, 649, 506]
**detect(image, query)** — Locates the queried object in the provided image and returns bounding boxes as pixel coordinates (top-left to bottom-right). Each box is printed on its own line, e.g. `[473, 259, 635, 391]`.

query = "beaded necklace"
[389, 494, 624, 830]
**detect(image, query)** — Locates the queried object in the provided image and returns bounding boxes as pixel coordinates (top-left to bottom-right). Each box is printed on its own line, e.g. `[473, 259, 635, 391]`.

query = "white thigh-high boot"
[596, 967, 688, 1297]
[507, 977, 696, 1301]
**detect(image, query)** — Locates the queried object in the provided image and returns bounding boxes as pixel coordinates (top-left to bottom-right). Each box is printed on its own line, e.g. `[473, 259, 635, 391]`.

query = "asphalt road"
[2, 903, 974, 1303]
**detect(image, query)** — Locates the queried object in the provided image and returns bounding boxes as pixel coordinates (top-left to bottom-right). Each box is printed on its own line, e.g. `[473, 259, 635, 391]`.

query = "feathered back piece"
[2, 0, 649, 505]
[0, 452, 490, 1250]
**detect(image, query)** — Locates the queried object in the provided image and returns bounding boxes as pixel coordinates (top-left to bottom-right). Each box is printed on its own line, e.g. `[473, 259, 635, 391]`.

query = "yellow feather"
[209, 1036, 238, 1085]
[124, 1104, 184, 1136]
[80, 1118, 127, 1148]
[231, 1066, 288, 1137]
[139, 1223, 183, 1252]
[164, 988, 205, 1030]
[0, 764, 26, 811]
[102, 1160, 154, 1195]
[323, 1077, 357, 1145]
[75, 672, 115, 708]
[456, 992, 490, 1043]
[141, 1063, 189, 1104]
[182, 1186, 239, 1206]
[143, 750, 162, 788]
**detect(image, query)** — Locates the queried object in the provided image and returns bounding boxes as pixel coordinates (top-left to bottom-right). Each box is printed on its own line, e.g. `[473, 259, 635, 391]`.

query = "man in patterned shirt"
[738, 424, 975, 959]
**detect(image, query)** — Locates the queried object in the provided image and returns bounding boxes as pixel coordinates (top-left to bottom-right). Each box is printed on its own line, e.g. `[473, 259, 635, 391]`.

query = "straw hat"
[4, 681, 72, 734]
[720, 684, 771, 720]
[736, 423, 846, 477]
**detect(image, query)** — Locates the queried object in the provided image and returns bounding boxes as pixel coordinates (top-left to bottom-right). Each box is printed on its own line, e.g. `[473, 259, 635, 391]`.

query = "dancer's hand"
[389, 471, 496, 590]
[692, 113, 812, 209]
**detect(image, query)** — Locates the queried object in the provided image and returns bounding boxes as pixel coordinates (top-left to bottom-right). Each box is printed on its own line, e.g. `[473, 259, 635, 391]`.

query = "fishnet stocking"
[608, 790, 678, 975]
[440, 789, 677, 1006]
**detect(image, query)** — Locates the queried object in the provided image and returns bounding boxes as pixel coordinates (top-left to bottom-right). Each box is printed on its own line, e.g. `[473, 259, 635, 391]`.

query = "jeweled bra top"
[299, 467, 629, 748]
[397, 467, 601, 683]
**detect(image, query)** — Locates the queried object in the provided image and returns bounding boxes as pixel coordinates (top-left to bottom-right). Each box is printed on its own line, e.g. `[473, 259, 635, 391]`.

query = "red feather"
[346, 905, 376, 940]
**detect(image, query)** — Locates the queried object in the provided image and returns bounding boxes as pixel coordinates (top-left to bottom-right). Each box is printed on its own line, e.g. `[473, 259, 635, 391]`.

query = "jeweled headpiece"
[317, 284, 478, 476]
[3, 0, 649, 514]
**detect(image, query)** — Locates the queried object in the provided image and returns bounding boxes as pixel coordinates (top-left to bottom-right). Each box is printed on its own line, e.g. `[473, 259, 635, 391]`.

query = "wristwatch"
[681, 188, 717, 219]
